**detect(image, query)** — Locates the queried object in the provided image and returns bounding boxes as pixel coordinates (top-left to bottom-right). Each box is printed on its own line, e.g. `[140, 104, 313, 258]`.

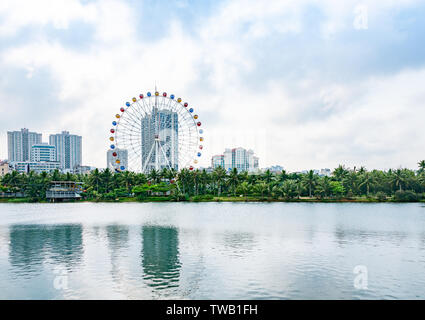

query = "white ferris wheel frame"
[109, 90, 204, 173]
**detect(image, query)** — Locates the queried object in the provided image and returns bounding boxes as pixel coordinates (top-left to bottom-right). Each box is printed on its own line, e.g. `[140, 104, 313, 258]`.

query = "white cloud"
[0, 0, 424, 171]
[0, 0, 97, 36]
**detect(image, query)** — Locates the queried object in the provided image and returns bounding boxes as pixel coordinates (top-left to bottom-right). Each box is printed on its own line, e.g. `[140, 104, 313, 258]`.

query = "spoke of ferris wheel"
[122, 106, 144, 129]
[127, 151, 142, 171]
[141, 96, 154, 116]
[119, 142, 141, 160]
[117, 139, 142, 152]
[117, 119, 141, 134]
[158, 142, 173, 171]
[125, 104, 145, 124]
[135, 100, 149, 118]
[142, 142, 156, 173]
[159, 97, 199, 130]
[119, 121, 142, 135]
[118, 136, 141, 152]
[136, 95, 152, 116]
[119, 112, 142, 129]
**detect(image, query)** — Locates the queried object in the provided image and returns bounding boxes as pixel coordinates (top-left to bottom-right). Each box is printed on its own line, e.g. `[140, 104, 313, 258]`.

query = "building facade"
[0, 161, 10, 176]
[11, 161, 61, 174]
[7, 128, 42, 162]
[267, 165, 284, 173]
[211, 154, 225, 169]
[74, 165, 95, 175]
[212, 147, 259, 172]
[30, 144, 56, 162]
[107, 148, 128, 171]
[49, 131, 82, 171]
[141, 109, 178, 172]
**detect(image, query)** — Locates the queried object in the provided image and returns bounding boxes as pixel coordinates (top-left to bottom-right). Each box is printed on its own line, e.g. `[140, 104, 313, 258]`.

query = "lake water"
[0, 202, 424, 299]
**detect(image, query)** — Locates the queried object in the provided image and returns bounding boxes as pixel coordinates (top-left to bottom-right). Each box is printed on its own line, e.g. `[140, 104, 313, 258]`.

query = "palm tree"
[418, 160, 425, 174]
[281, 179, 297, 199]
[228, 168, 239, 196]
[134, 173, 147, 185]
[276, 170, 288, 185]
[177, 168, 190, 194]
[392, 168, 406, 192]
[89, 168, 101, 192]
[302, 170, 317, 197]
[344, 170, 360, 196]
[39, 171, 50, 198]
[262, 169, 274, 184]
[122, 171, 134, 193]
[212, 166, 226, 196]
[333, 165, 349, 181]
[5, 170, 22, 189]
[236, 181, 251, 199]
[295, 179, 303, 199]
[199, 169, 210, 195]
[418, 173, 425, 190]
[316, 176, 331, 198]
[101, 168, 113, 193]
[160, 168, 169, 181]
[271, 185, 283, 199]
[192, 169, 200, 196]
[238, 171, 249, 183]
[358, 166, 366, 174]
[148, 169, 159, 184]
[359, 171, 375, 196]
[253, 182, 268, 198]
[51, 169, 62, 182]
[166, 168, 177, 182]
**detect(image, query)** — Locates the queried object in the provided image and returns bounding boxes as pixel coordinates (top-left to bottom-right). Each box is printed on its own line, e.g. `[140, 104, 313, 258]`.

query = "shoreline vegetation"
[1, 161, 425, 203]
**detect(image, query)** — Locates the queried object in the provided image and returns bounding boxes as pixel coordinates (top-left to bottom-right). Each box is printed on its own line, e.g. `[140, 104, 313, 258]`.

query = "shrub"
[191, 194, 214, 202]
[102, 192, 116, 200]
[375, 191, 387, 202]
[394, 190, 418, 202]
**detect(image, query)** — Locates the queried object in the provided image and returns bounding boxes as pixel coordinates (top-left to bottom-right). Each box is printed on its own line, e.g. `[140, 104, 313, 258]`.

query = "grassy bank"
[1, 196, 424, 203]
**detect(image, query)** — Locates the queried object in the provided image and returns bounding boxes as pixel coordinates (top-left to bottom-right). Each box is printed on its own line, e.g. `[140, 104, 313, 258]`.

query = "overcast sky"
[0, 0, 424, 171]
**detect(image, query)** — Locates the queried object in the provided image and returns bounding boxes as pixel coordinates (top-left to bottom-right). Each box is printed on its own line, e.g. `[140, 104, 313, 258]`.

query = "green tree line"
[1, 161, 425, 202]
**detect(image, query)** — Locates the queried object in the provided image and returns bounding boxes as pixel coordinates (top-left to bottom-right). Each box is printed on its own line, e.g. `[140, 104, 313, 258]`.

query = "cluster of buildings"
[211, 147, 259, 172]
[1, 128, 86, 175]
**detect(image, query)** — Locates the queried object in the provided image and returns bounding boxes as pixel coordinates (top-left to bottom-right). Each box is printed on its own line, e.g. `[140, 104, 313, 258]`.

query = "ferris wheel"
[108, 90, 204, 173]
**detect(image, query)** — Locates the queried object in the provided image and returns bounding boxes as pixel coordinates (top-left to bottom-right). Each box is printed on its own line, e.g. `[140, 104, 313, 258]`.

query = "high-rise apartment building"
[211, 154, 225, 168]
[30, 144, 56, 162]
[212, 147, 259, 172]
[107, 148, 128, 171]
[141, 109, 178, 172]
[49, 131, 82, 171]
[7, 128, 42, 162]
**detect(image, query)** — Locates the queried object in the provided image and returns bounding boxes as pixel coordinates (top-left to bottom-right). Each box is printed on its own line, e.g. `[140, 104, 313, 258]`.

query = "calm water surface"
[0, 202, 424, 299]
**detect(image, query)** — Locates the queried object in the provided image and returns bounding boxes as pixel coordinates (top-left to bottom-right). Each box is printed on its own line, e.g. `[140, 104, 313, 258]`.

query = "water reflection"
[106, 225, 129, 254]
[141, 226, 180, 290]
[335, 227, 407, 247]
[221, 232, 256, 257]
[1, 202, 424, 299]
[9, 224, 83, 275]
[106, 225, 130, 285]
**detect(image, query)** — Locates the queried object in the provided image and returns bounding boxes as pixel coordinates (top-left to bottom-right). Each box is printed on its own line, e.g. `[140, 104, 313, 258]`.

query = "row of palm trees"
[1, 161, 425, 200]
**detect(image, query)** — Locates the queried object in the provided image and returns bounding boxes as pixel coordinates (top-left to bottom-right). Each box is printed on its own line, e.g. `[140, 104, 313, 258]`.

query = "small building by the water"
[46, 181, 83, 201]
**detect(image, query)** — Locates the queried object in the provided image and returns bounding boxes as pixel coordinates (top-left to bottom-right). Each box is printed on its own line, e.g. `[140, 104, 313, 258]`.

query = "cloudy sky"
[0, 0, 424, 171]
